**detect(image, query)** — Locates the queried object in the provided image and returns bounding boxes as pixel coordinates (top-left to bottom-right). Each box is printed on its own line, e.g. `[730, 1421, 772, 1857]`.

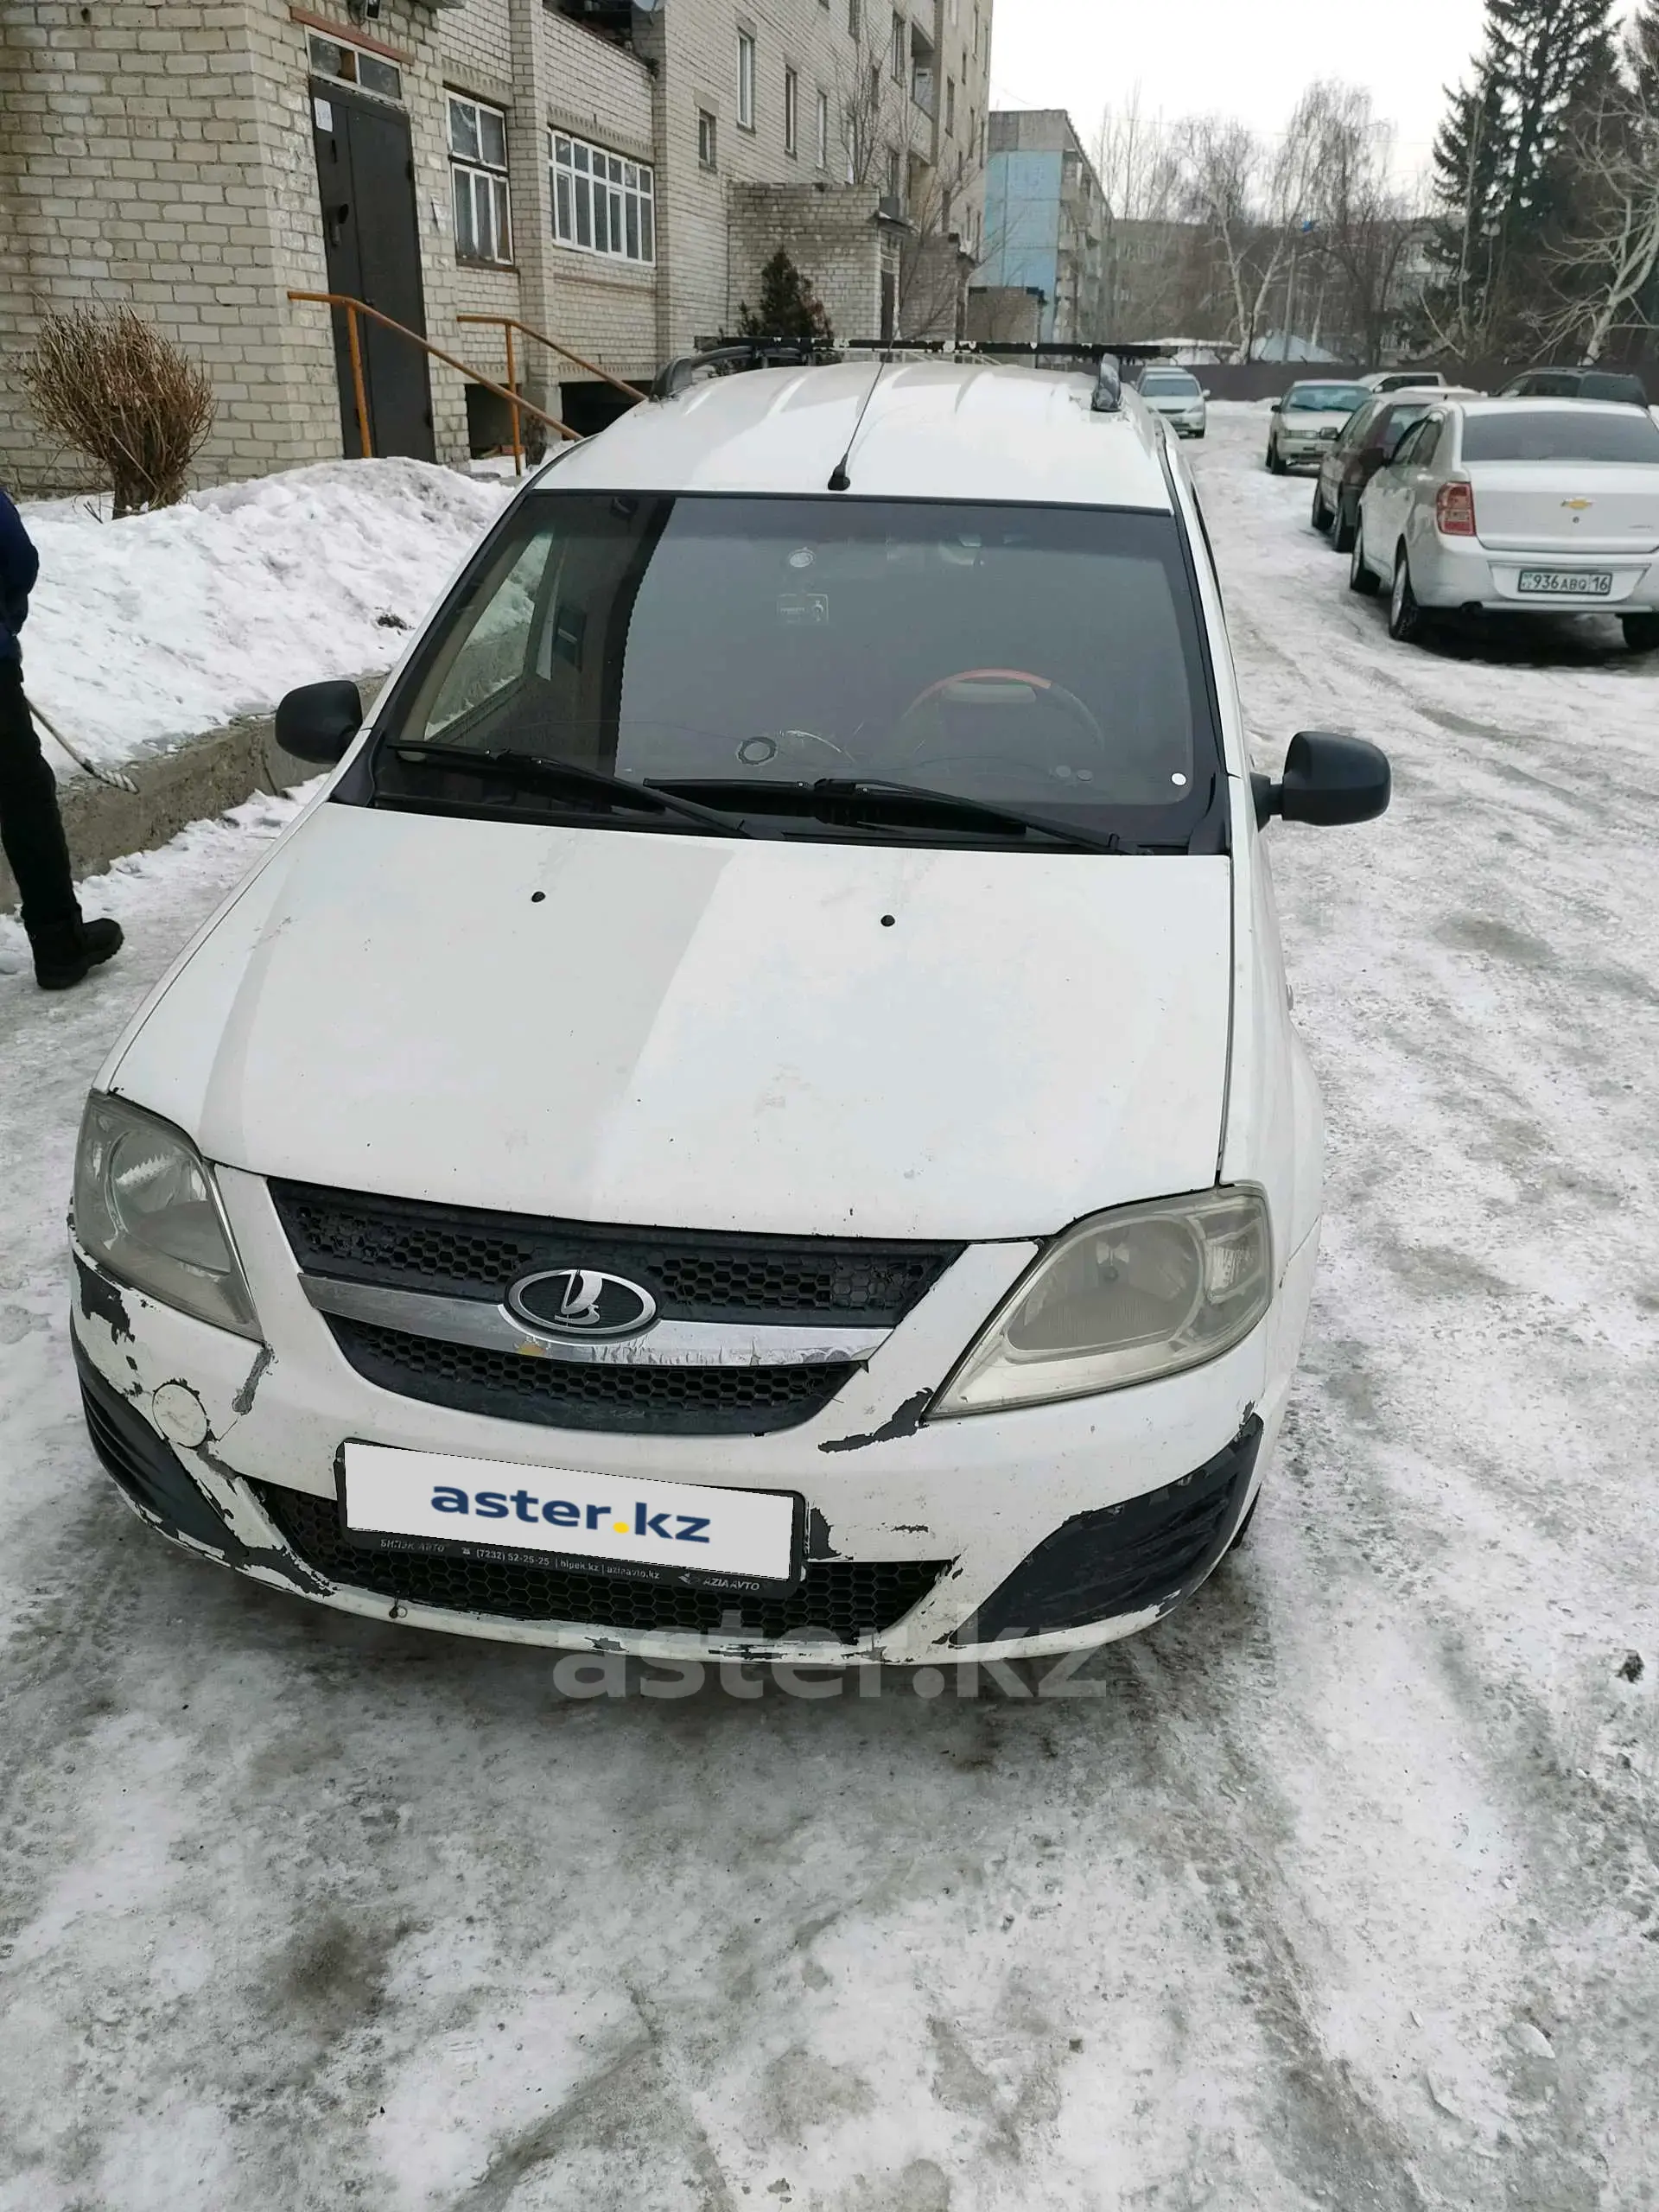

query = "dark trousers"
[0, 656, 78, 936]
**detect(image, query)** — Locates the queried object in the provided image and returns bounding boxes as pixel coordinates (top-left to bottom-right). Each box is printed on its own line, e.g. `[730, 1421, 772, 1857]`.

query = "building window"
[972, 7, 980, 56]
[308, 32, 401, 101]
[551, 130, 655, 262]
[886, 146, 902, 205]
[737, 31, 756, 131]
[697, 108, 718, 170]
[890, 12, 906, 81]
[848, 0, 860, 37]
[784, 67, 798, 156]
[449, 95, 512, 265]
[816, 87, 829, 168]
[945, 75, 955, 135]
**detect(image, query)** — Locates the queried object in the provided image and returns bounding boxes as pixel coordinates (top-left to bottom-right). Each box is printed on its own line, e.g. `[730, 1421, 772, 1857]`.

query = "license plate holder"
[335, 1442, 805, 1593]
[1517, 568, 1612, 596]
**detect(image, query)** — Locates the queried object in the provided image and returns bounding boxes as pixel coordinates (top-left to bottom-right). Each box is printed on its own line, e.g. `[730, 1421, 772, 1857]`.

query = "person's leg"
[0, 658, 122, 988]
[0, 653, 78, 931]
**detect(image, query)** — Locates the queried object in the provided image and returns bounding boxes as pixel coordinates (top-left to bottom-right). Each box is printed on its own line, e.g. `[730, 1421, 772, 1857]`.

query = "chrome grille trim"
[301, 1275, 887, 1368]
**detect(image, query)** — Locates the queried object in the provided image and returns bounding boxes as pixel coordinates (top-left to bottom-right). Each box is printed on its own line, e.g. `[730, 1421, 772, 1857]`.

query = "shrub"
[737, 250, 835, 346]
[22, 305, 217, 518]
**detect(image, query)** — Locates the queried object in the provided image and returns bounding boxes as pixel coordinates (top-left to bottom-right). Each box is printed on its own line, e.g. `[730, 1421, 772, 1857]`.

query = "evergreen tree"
[737, 251, 836, 346]
[1426, 0, 1616, 353]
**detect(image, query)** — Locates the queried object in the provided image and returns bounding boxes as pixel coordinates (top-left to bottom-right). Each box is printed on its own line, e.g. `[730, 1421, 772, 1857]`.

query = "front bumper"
[1411, 534, 1659, 611]
[1275, 434, 1338, 469]
[68, 1167, 1319, 1663]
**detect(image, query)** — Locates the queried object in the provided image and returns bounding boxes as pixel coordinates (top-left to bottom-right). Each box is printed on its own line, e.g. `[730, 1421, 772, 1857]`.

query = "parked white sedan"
[1350, 397, 1659, 650]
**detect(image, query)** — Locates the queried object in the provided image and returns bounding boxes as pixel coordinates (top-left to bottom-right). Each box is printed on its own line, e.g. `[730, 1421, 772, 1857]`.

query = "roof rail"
[652, 338, 839, 400]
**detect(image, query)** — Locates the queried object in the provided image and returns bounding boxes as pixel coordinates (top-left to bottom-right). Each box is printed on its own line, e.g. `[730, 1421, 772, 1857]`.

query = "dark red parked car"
[1312, 388, 1481, 552]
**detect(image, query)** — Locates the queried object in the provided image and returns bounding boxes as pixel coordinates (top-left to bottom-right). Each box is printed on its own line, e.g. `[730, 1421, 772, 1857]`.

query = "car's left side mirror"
[1202, 386, 1212, 398]
[1252, 731, 1391, 829]
[275, 679, 364, 765]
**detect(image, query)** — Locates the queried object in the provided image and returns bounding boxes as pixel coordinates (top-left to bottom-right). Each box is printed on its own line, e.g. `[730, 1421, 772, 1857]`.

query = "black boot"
[31, 915, 124, 991]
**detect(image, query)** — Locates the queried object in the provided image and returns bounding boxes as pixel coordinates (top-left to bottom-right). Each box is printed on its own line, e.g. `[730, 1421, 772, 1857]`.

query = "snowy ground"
[3, 404, 1659, 2209]
[15, 460, 512, 770]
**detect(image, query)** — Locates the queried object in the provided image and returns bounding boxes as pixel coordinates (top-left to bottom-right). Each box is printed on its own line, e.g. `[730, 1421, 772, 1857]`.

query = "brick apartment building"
[0, 0, 994, 491]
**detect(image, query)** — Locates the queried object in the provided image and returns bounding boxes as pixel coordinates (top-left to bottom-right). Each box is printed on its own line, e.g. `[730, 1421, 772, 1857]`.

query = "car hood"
[111, 804, 1235, 1241]
[1144, 391, 1202, 411]
[1281, 410, 1350, 435]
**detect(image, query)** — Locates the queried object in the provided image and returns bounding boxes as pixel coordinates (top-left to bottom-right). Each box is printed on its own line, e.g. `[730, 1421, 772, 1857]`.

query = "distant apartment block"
[972, 110, 1109, 347]
[0, 0, 994, 491]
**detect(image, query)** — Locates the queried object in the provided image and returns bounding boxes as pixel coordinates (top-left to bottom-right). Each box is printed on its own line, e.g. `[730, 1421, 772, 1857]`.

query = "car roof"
[532, 360, 1177, 512]
[1449, 395, 1649, 417]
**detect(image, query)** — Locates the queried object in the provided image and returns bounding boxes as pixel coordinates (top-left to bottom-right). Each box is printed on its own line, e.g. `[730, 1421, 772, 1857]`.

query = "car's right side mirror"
[1252, 731, 1391, 829]
[275, 679, 365, 765]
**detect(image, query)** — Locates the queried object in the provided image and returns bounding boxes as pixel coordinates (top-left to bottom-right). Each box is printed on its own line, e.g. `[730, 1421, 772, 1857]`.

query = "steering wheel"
[895, 668, 1109, 778]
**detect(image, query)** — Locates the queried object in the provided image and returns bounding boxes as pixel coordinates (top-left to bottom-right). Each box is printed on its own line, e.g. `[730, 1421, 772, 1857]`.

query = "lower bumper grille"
[255, 1480, 949, 1643]
[325, 1314, 855, 1436]
[75, 1345, 231, 1551]
[961, 1419, 1262, 1642]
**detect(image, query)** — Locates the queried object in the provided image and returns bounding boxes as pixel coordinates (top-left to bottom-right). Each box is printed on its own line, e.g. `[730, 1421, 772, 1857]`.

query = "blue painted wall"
[979, 150, 1064, 340]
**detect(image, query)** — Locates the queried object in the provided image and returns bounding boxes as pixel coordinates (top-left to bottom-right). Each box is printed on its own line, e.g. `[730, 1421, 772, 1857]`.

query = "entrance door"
[311, 82, 435, 460]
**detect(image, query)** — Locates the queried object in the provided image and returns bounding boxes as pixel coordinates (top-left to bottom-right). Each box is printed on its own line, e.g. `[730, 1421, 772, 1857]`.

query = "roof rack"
[652, 338, 841, 400]
[1090, 353, 1123, 413]
[845, 337, 1172, 367]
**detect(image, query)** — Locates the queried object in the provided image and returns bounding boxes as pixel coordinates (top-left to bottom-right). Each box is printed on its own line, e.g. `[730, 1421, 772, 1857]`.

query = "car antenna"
[828, 363, 884, 491]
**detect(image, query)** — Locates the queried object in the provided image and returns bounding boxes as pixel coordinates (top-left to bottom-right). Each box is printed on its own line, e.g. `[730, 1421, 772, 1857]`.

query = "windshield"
[1461, 410, 1659, 463]
[1285, 383, 1368, 413]
[1141, 372, 1200, 397]
[365, 495, 1221, 849]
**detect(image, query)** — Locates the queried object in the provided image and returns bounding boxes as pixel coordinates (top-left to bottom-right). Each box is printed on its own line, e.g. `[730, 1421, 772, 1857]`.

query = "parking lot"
[2, 402, 1657, 2210]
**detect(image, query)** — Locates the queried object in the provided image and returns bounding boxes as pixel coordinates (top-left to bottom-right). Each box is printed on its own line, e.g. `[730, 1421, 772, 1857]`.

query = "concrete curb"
[1, 683, 380, 917]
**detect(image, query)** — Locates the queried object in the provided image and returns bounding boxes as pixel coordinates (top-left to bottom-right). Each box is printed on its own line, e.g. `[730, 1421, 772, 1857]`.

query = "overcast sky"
[988, 0, 1492, 194]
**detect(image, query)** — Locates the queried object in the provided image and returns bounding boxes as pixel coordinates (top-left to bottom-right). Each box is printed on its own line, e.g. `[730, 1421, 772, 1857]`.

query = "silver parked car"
[1350, 397, 1659, 650]
[1266, 380, 1370, 474]
[1135, 365, 1208, 439]
[1357, 368, 1449, 395]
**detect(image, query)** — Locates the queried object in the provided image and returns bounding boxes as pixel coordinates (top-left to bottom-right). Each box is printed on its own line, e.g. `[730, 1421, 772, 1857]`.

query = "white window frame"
[816, 87, 829, 169]
[448, 93, 512, 267]
[890, 11, 906, 82]
[698, 108, 718, 170]
[737, 31, 756, 131]
[784, 66, 798, 156]
[550, 130, 656, 265]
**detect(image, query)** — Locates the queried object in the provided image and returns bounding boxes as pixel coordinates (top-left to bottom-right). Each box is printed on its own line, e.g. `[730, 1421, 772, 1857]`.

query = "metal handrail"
[286, 291, 580, 460]
[456, 314, 645, 475]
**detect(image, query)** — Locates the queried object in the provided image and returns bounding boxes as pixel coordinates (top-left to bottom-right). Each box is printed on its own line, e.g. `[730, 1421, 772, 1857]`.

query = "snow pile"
[16, 459, 515, 769]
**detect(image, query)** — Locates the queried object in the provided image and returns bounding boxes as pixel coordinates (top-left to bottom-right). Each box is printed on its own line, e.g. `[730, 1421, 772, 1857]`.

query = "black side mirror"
[1252, 731, 1391, 829]
[275, 679, 363, 766]
[1269, 398, 1283, 412]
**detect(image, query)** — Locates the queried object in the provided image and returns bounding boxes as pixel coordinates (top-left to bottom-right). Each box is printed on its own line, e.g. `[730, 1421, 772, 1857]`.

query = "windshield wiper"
[807, 778, 1135, 855]
[385, 744, 753, 838]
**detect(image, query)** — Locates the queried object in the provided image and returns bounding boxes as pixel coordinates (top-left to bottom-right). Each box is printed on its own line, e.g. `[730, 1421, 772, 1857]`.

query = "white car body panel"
[68, 360, 1357, 1662]
[107, 806, 1234, 1241]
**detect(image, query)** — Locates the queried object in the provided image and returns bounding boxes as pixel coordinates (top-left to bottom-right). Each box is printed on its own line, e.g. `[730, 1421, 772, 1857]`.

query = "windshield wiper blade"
[808, 778, 1134, 855]
[386, 744, 753, 838]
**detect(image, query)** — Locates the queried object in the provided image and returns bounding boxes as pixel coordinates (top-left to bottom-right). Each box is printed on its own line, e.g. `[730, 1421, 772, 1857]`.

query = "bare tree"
[1535, 65, 1659, 361]
[1297, 82, 1429, 364]
[1093, 86, 1181, 221]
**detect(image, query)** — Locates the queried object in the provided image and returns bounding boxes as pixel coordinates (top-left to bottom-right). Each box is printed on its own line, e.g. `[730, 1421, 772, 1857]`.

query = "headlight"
[931, 1187, 1272, 1418]
[73, 1094, 261, 1339]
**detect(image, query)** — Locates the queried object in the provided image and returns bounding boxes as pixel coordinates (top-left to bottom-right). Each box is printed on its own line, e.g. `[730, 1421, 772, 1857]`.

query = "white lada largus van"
[69, 358, 1389, 1666]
